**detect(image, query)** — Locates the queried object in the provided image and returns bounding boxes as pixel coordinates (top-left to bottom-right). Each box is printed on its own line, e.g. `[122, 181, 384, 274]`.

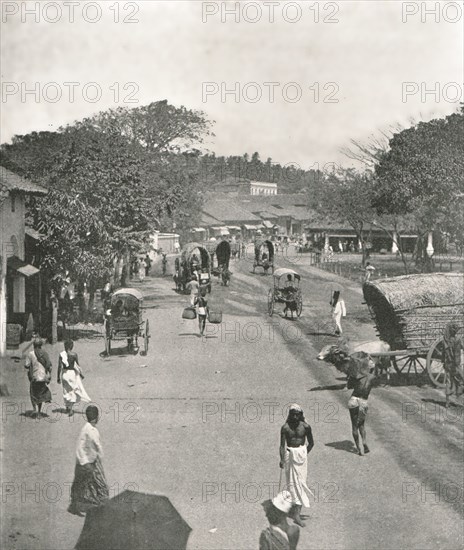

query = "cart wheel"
[271, 265, 275, 274]
[392, 355, 426, 377]
[427, 338, 447, 387]
[296, 293, 303, 317]
[252, 262, 256, 273]
[267, 289, 274, 316]
[142, 319, 150, 356]
[104, 334, 111, 356]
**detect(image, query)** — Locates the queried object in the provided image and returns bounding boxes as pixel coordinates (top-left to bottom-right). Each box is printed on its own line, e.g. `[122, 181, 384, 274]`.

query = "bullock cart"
[363, 273, 464, 387]
[253, 239, 275, 274]
[177, 242, 212, 293]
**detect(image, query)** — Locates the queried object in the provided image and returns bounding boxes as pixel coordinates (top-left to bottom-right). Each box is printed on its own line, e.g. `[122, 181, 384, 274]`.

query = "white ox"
[317, 339, 392, 380]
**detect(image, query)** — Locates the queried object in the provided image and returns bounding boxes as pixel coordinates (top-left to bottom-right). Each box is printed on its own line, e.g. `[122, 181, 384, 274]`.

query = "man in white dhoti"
[57, 339, 91, 416]
[280, 404, 314, 527]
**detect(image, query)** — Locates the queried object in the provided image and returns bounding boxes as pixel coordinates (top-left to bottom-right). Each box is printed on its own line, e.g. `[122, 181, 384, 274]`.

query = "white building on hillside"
[250, 181, 277, 195]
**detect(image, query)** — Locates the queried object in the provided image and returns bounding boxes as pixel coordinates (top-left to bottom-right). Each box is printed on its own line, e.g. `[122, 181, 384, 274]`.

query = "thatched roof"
[363, 273, 464, 350]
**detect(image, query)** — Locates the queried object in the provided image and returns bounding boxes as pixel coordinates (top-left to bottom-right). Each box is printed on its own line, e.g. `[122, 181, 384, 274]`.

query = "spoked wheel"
[392, 353, 426, 377]
[296, 292, 303, 318]
[252, 262, 256, 273]
[427, 338, 447, 387]
[142, 319, 150, 356]
[268, 289, 274, 316]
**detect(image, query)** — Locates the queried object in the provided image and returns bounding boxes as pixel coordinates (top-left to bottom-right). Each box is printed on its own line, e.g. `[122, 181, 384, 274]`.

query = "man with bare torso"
[279, 404, 314, 527]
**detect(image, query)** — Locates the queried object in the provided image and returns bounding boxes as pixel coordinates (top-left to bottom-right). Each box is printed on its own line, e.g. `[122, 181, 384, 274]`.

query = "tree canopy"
[0, 101, 212, 288]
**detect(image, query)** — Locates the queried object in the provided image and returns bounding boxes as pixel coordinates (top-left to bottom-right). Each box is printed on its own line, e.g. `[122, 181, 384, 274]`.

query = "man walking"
[144, 254, 152, 276]
[279, 404, 314, 527]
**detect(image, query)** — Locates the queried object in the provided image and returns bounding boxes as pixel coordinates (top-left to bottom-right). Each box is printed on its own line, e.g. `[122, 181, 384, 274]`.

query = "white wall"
[0, 193, 26, 355]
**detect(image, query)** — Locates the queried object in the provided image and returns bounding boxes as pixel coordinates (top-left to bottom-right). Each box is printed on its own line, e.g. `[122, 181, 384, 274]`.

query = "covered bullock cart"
[253, 239, 274, 274]
[363, 272, 464, 386]
[178, 242, 212, 293]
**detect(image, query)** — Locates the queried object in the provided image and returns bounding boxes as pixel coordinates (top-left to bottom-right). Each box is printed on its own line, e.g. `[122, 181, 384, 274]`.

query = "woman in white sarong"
[57, 339, 90, 416]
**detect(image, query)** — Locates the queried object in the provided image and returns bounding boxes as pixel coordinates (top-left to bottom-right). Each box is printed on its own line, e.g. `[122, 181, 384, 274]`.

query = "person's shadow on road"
[325, 440, 358, 454]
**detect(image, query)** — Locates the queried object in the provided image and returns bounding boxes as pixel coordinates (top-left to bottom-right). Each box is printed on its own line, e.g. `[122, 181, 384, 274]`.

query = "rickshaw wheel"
[427, 338, 447, 387]
[142, 319, 150, 356]
[267, 289, 274, 316]
[296, 293, 303, 317]
[271, 265, 275, 274]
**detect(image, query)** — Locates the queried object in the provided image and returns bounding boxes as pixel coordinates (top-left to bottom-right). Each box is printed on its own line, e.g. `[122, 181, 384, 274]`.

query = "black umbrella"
[74, 491, 192, 550]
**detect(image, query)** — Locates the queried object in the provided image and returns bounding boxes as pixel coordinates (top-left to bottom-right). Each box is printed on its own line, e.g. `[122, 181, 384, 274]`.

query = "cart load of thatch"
[363, 273, 464, 350]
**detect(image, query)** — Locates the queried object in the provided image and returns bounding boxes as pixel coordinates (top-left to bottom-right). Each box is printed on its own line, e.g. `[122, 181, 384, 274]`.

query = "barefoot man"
[279, 404, 314, 527]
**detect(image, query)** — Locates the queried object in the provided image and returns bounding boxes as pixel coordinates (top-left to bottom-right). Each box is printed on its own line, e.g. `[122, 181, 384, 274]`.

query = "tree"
[79, 100, 214, 153]
[1, 126, 157, 290]
[308, 169, 378, 266]
[373, 108, 464, 270]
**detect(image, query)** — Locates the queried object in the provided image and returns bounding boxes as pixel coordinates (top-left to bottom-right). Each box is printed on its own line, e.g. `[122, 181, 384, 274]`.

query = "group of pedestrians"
[25, 337, 108, 516]
[25, 337, 89, 418]
[132, 255, 151, 282]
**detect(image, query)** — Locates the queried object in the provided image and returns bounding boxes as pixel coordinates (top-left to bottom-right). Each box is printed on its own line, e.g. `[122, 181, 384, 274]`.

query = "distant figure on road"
[260, 490, 300, 550]
[330, 290, 346, 336]
[279, 404, 314, 527]
[197, 291, 209, 336]
[138, 258, 147, 282]
[174, 241, 180, 254]
[186, 276, 199, 306]
[364, 262, 375, 283]
[25, 338, 52, 418]
[162, 253, 168, 275]
[57, 339, 91, 417]
[144, 254, 152, 276]
[68, 405, 109, 516]
[347, 352, 375, 456]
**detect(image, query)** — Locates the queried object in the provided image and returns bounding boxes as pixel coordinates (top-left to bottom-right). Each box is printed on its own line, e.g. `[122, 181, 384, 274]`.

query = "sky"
[1, 0, 463, 168]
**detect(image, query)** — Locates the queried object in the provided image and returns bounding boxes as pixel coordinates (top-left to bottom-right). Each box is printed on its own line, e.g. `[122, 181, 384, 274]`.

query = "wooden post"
[51, 292, 58, 344]
[324, 233, 330, 253]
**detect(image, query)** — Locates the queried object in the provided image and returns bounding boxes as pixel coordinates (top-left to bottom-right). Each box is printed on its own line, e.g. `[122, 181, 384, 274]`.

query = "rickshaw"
[268, 268, 303, 317]
[179, 242, 212, 293]
[253, 238, 275, 274]
[104, 288, 150, 355]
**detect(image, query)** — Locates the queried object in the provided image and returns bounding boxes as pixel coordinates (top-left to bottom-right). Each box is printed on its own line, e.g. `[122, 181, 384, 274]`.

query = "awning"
[191, 227, 206, 232]
[25, 227, 45, 240]
[220, 226, 230, 235]
[262, 220, 274, 229]
[325, 233, 358, 238]
[7, 256, 40, 277]
[244, 224, 259, 230]
[227, 226, 241, 231]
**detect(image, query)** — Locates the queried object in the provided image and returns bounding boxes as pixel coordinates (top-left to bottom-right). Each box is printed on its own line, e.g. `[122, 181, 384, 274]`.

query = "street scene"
[1, 2, 463, 550]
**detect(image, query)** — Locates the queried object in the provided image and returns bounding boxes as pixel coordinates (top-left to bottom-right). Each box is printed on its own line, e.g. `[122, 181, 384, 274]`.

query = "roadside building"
[0, 168, 47, 355]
